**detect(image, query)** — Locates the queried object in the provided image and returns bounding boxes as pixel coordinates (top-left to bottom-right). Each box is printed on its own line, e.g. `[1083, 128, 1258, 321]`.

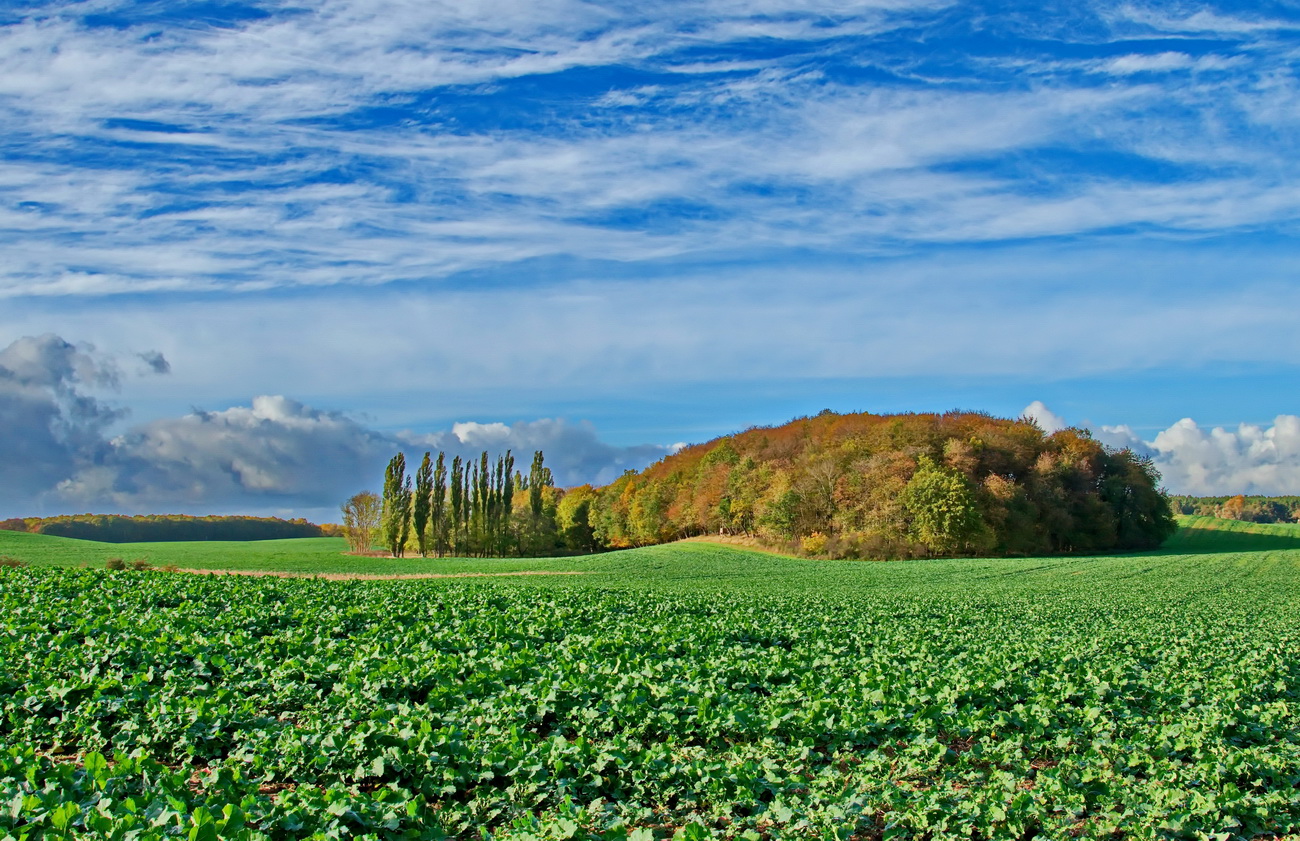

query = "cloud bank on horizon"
[0, 335, 679, 520]
[1024, 400, 1300, 498]
[2, 336, 1295, 522]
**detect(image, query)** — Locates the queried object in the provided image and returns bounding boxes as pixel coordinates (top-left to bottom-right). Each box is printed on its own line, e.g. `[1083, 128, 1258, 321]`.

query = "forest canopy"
[584, 409, 1177, 558]
[1170, 495, 1300, 524]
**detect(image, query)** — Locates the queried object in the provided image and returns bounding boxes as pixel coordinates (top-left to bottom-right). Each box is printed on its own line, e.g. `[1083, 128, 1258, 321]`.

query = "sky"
[2, 0, 1299, 521]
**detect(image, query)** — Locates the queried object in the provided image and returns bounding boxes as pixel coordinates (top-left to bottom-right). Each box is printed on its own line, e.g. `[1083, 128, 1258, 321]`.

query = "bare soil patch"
[179, 569, 590, 581]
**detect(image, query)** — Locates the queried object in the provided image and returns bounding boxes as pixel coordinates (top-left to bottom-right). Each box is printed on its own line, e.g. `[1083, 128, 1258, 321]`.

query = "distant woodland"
[371, 410, 1177, 560]
[0, 514, 325, 543]
[583, 410, 1175, 557]
[1170, 495, 1300, 524]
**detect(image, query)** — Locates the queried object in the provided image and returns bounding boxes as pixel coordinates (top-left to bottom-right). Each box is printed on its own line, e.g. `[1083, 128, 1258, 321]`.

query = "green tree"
[761, 488, 803, 539]
[902, 456, 988, 555]
[525, 451, 557, 554]
[431, 452, 448, 557]
[413, 452, 433, 557]
[1099, 449, 1177, 550]
[556, 484, 599, 553]
[450, 455, 464, 555]
[381, 453, 412, 558]
[500, 450, 515, 555]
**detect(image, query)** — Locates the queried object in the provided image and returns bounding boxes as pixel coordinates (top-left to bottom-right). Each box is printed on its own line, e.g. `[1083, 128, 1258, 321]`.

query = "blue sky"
[2, 0, 1299, 518]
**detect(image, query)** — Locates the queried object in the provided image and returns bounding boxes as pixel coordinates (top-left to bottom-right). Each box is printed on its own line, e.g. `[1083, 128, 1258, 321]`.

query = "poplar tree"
[461, 464, 472, 552]
[477, 452, 490, 555]
[491, 454, 505, 554]
[529, 451, 549, 520]
[501, 450, 515, 555]
[381, 453, 411, 558]
[526, 450, 555, 554]
[431, 452, 448, 557]
[413, 452, 433, 557]
[450, 455, 463, 556]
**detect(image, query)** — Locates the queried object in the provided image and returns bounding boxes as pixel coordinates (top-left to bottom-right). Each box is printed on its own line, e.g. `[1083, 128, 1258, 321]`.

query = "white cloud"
[6, 240, 1300, 416]
[1104, 52, 1194, 75]
[408, 418, 676, 486]
[1148, 416, 1300, 496]
[1022, 400, 1068, 434]
[1115, 5, 1300, 37]
[1028, 402, 1300, 495]
[54, 395, 395, 511]
[0, 0, 1297, 297]
[0, 335, 677, 517]
[0, 333, 161, 510]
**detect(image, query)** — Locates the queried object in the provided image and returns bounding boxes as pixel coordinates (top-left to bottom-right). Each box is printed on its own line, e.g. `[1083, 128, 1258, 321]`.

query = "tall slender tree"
[450, 455, 464, 556]
[480, 454, 488, 553]
[526, 450, 556, 554]
[413, 452, 433, 557]
[461, 462, 472, 553]
[491, 454, 505, 554]
[501, 450, 515, 555]
[529, 451, 546, 522]
[381, 453, 412, 557]
[431, 452, 448, 557]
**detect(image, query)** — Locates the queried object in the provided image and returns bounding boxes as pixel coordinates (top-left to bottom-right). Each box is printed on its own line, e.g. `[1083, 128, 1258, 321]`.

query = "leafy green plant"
[3, 539, 1300, 840]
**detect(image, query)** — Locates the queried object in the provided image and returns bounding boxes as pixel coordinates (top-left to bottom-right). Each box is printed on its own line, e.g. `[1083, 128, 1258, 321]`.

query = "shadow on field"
[1153, 523, 1300, 555]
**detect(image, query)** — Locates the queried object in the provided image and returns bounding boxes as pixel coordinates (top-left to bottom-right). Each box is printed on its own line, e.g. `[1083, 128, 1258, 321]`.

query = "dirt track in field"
[179, 569, 590, 581]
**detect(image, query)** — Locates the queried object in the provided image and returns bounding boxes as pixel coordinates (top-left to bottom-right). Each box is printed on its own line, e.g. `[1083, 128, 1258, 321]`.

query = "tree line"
[1171, 495, 1300, 524]
[343, 410, 1178, 560]
[0, 514, 323, 543]
[342, 450, 570, 557]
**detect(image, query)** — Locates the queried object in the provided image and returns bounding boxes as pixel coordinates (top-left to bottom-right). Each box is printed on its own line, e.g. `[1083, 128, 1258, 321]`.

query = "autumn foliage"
[587, 409, 1176, 557]
[1170, 494, 1300, 524]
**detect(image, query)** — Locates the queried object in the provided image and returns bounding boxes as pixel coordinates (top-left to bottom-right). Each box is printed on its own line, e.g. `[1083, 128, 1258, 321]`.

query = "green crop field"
[2, 519, 1299, 840]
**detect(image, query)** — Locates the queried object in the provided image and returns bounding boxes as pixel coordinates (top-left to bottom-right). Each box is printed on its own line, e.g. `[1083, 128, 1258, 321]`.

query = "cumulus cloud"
[1021, 400, 1068, 434]
[52, 409, 677, 515]
[1026, 402, 1300, 495]
[0, 334, 678, 517]
[407, 419, 678, 487]
[0, 334, 123, 507]
[1146, 416, 1300, 496]
[54, 396, 396, 512]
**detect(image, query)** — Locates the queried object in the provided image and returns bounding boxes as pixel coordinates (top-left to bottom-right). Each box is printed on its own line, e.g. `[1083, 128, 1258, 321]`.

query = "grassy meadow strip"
[0, 530, 592, 576]
[3, 521, 1300, 839]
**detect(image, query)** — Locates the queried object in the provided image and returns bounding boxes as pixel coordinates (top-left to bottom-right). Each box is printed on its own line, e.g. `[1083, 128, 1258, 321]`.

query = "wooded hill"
[579, 409, 1176, 558]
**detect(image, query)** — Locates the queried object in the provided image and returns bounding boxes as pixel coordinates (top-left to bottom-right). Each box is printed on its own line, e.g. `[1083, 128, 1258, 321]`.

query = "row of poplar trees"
[380, 449, 558, 557]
